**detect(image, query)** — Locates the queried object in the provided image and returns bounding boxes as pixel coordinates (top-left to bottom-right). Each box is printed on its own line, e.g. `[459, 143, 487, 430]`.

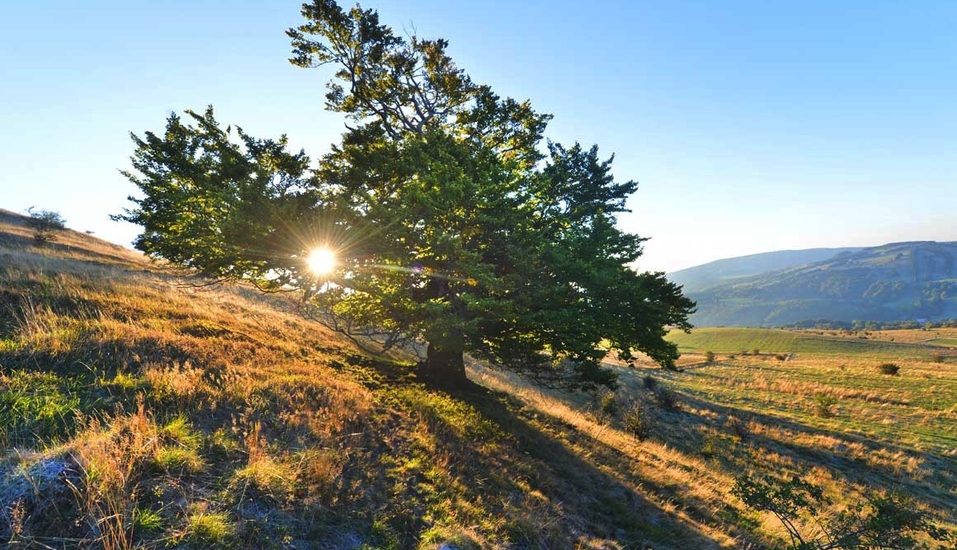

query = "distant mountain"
[668, 247, 862, 292]
[681, 241, 957, 327]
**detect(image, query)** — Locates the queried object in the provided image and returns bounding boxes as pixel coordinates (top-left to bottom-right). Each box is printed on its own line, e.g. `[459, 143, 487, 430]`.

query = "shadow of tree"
[443, 382, 751, 549]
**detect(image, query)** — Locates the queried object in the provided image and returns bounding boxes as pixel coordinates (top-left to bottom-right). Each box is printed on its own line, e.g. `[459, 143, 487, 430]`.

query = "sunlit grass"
[1, 208, 953, 549]
[182, 506, 235, 546]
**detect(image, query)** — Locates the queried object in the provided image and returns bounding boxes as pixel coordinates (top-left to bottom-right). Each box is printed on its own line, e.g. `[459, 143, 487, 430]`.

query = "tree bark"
[417, 332, 468, 389]
[415, 276, 469, 388]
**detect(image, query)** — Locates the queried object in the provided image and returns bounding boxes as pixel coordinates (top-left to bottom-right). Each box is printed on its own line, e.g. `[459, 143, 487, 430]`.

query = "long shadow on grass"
[334, 354, 749, 548]
[652, 386, 957, 523]
[443, 382, 743, 549]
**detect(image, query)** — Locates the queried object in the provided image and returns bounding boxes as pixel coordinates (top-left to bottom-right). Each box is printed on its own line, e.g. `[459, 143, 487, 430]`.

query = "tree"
[116, 0, 695, 390]
[25, 207, 66, 245]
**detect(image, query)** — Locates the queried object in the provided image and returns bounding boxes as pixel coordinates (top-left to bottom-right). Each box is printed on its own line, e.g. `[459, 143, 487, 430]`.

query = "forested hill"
[667, 247, 862, 292]
[683, 241, 957, 327]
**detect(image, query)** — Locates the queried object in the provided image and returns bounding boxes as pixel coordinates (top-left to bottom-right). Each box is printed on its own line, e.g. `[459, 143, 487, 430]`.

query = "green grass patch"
[668, 327, 934, 360]
[928, 338, 957, 347]
[182, 508, 236, 547]
[0, 370, 82, 444]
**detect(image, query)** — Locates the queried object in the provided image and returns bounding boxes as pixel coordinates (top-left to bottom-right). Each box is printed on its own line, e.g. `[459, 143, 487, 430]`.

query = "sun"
[306, 246, 337, 276]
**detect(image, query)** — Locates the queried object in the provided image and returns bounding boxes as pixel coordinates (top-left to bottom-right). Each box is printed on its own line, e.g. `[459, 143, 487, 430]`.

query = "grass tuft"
[879, 362, 901, 376]
[182, 506, 236, 547]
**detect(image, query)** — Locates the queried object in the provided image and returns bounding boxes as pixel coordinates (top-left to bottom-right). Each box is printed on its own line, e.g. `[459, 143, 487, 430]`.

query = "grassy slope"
[662, 327, 957, 540]
[1, 210, 954, 549]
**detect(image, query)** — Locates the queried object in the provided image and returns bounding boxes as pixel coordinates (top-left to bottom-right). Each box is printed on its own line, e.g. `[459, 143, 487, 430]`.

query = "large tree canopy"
[116, 0, 694, 390]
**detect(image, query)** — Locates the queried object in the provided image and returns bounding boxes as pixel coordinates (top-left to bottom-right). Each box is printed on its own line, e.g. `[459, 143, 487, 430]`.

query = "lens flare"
[307, 246, 337, 276]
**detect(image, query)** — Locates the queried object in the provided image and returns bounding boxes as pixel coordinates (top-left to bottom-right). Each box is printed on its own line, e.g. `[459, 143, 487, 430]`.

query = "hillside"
[1, 209, 955, 549]
[685, 241, 957, 327]
[667, 247, 862, 292]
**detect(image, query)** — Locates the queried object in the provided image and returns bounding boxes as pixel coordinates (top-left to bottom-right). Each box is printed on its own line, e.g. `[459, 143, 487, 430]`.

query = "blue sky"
[2, 1, 955, 273]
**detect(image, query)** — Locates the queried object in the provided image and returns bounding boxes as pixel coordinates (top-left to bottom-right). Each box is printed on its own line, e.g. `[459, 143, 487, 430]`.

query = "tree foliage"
[113, 108, 316, 288]
[733, 474, 955, 550]
[115, 0, 695, 390]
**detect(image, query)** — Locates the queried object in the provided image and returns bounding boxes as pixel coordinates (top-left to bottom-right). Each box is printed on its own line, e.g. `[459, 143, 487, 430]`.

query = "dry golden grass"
[469, 335, 956, 549]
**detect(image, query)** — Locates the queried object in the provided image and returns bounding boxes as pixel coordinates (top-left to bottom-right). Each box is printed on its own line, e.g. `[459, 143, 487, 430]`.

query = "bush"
[623, 401, 651, 441]
[598, 391, 619, 421]
[813, 393, 837, 418]
[775, 354, 787, 361]
[725, 414, 749, 441]
[733, 473, 956, 549]
[878, 363, 900, 376]
[642, 375, 657, 391]
[25, 207, 66, 245]
[704, 351, 716, 363]
[653, 387, 680, 412]
[932, 353, 945, 364]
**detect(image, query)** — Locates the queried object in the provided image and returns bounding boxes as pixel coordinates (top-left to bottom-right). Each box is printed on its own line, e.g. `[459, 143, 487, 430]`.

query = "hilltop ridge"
[667, 247, 863, 292]
[673, 241, 957, 327]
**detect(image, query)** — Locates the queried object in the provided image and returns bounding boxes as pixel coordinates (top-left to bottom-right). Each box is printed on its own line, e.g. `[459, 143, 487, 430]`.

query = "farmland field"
[667, 326, 957, 361]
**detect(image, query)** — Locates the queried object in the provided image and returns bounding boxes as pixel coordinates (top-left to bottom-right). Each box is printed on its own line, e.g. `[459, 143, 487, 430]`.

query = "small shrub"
[813, 393, 837, 418]
[932, 353, 945, 364]
[699, 434, 720, 458]
[752, 348, 760, 356]
[704, 350, 716, 363]
[623, 401, 651, 441]
[25, 207, 66, 245]
[653, 387, 680, 412]
[599, 391, 619, 420]
[878, 363, 900, 376]
[725, 414, 749, 441]
[642, 375, 657, 391]
[775, 354, 787, 361]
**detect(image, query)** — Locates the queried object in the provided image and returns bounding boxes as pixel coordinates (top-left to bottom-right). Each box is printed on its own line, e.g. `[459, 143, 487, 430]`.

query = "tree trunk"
[417, 332, 468, 389]
[416, 276, 469, 388]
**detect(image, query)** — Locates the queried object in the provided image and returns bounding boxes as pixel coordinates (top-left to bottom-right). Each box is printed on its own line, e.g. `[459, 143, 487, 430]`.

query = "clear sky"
[2, 1, 955, 273]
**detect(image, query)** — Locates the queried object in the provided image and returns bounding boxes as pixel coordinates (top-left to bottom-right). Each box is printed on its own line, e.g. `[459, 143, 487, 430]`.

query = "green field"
[667, 326, 955, 361]
[929, 338, 957, 347]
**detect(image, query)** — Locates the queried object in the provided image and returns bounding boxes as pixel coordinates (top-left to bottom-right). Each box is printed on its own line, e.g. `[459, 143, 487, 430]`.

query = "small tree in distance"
[733, 473, 955, 549]
[115, 0, 695, 390]
[25, 207, 66, 245]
